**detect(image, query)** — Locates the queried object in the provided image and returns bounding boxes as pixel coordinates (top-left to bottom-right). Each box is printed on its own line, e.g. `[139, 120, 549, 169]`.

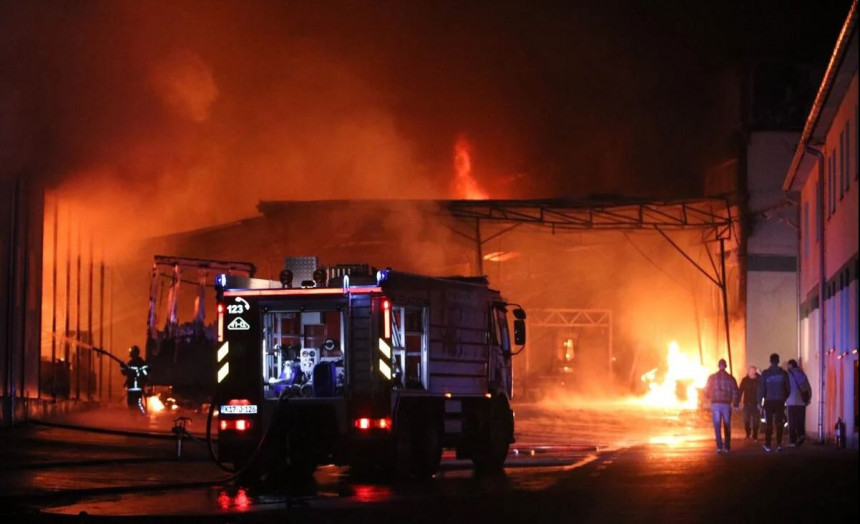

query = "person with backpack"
[786, 359, 812, 446]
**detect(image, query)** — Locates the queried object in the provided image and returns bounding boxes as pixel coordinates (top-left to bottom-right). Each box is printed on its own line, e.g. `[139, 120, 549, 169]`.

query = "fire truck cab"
[213, 262, 525, 478]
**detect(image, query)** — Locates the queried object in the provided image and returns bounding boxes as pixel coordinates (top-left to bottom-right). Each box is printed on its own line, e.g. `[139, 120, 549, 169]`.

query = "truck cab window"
[493, 307, 511, 353]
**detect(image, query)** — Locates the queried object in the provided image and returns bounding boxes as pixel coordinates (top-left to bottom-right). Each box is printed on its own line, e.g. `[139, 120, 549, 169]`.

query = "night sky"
[0, 1, 852, 212]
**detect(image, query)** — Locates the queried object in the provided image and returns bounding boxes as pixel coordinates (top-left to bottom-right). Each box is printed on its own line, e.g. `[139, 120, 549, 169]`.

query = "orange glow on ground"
[635, 341, 708, 410]
[452, 136, 489, 200]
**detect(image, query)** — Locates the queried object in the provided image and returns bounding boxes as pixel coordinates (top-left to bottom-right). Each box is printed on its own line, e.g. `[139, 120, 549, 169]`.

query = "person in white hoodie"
[786, 359, 812, 446]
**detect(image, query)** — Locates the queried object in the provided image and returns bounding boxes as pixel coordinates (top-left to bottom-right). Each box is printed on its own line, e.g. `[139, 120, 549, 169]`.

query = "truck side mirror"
[513, 319, 526, 346]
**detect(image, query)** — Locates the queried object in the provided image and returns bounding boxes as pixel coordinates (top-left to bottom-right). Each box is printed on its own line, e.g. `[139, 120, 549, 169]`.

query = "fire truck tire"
[395, 400, 443, 479]
[471, 395, 513, 475]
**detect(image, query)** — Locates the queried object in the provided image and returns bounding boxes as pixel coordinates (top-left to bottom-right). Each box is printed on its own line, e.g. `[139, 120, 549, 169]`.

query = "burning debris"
[637, 341, 709, 409]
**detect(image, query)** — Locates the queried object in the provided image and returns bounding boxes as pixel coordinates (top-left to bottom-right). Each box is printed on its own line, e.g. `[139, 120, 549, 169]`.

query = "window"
[815, 180, 821, 242]
[846, 122, 852, 191]
[854, 106, 860, 180]
[828, 153, 835, 216]
[839, 130, 845, 199]
[803, 201, 809, 259]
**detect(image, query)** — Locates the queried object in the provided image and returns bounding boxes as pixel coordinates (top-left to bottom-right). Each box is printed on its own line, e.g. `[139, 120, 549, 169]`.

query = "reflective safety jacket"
[123, 356, 149, 392]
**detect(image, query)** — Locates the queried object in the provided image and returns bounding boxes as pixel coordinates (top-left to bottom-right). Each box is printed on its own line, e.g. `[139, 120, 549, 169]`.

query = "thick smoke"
[1, 0, 767, 244]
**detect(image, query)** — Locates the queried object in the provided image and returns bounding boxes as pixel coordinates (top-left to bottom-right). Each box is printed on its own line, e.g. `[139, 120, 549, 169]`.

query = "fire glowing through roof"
[452, 135, 489, 200]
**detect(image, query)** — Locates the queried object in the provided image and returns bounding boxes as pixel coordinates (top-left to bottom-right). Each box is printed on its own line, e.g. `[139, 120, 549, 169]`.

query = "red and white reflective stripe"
[217, 303, 224, 342]
[382, 298, 391, 339]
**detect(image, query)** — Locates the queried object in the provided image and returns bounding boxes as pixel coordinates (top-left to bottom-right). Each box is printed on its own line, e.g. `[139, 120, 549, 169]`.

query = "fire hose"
[205, 384, 293, 480]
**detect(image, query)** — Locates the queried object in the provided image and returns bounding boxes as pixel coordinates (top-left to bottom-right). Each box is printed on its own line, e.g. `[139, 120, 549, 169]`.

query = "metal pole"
[87, 237, 94, 400]
[64, 207, 71, 397]
[99, 255, 104, 400]
[475, 219, 483, 276]
[50, 197, 58, 400]
[75, 223, 81, 401]
[108, 267, 114, 399]
[816, 153, 826, 444]
[719, 239, 733, 376]
[607, 311, 614, 381]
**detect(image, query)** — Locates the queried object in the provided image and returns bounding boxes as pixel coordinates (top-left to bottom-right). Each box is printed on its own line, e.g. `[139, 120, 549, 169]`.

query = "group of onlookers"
[703, 353, 812, 453]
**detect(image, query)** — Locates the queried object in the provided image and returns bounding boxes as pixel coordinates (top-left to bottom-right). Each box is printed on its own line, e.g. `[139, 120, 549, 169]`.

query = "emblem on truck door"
[227, 317, 251, 331]
[227, 297, 251, 315]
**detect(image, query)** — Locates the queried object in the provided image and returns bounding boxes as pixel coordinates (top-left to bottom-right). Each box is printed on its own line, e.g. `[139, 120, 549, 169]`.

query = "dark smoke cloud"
[1, 0, 851, 233]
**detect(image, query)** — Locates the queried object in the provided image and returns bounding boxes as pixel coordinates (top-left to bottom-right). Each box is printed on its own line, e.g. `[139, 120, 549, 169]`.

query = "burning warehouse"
[107, 197, 742, 407]
[5, 0, 843, 426]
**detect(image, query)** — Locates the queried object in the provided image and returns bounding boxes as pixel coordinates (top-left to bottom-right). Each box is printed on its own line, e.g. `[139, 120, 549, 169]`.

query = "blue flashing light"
[376, 269, 390, 284]
[215, 274, 227, 289]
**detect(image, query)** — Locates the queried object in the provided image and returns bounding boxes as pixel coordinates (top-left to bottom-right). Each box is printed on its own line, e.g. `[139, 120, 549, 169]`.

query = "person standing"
[738, 366, 761, 440]
[122, 345, 149, 415]
[786, 359, 812, 446]
[704, 358, 740, 453]
[757, 353, 790, 452]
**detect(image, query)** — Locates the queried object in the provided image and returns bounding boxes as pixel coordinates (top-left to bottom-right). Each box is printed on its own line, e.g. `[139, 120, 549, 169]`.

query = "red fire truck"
[212, 262, 525, 478]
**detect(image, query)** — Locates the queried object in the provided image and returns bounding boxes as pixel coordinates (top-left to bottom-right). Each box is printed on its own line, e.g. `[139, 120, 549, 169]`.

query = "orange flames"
[452, 136, 489, 200]
[636, 341, 709, 409]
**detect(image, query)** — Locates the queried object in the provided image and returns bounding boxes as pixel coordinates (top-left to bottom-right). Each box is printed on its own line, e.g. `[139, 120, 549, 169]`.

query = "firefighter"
[122, 345, 149, 415]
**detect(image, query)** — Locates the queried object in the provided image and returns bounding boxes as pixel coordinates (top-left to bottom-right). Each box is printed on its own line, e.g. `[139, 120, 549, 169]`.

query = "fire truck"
[212, 261, 525, 478]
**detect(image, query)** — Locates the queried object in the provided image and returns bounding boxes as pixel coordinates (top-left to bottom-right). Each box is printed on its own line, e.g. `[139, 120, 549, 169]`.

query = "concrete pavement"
[0, 403, 856, 523]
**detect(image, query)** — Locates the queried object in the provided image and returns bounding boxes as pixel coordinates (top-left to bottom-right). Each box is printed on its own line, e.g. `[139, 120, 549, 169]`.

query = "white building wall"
[795, 71, 858, 446]
[745, 131, 800, 374]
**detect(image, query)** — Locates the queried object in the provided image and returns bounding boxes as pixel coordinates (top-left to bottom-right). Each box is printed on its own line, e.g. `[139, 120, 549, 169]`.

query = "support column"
[719, 238, 733, 376]
[475, 219, 483, 276]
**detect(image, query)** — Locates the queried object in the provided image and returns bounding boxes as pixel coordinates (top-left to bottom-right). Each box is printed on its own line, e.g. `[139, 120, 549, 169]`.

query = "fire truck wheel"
[395, 400, 443, 479]
[471, 395, 513, 475]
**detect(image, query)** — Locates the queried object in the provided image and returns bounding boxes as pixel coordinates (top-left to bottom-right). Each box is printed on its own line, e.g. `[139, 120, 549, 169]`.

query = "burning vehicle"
[145, 255, 256, 407]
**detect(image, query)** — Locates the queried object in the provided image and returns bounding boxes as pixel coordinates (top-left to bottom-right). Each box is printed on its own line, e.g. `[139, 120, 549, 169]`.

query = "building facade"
[744, 131, 801, 373]
[784, 2, 858, 447]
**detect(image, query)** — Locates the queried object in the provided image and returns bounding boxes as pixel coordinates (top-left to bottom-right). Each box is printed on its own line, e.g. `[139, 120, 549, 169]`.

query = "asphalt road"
[2, 401, 857, 523]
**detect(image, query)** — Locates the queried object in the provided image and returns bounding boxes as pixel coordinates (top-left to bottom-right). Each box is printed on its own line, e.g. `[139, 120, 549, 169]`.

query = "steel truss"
[530, 309, 611, 328]
[443, 197, 738, 374]
[445, 198, 734, 240]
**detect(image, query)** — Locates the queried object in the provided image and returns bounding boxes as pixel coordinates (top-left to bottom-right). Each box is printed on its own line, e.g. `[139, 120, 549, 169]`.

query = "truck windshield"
[262, 309, 345, 399]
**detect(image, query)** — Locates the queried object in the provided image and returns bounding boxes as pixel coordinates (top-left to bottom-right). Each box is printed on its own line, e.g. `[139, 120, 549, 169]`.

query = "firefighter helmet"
[129, 345, 141, 358]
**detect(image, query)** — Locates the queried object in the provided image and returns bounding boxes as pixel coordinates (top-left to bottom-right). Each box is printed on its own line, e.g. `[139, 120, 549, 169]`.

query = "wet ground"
[2, 401, 857, 523]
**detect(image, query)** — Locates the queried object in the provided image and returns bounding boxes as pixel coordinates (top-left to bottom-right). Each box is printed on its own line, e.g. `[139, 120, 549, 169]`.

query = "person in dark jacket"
[786, 359, 812, 446]
[757, 353, 790, 452]
[704, 359, 740, 453]
[122, 345, 149, 415]
[738, 366, 761, 440]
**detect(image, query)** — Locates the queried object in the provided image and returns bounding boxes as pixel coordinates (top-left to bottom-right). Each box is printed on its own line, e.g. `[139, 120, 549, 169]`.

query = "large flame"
[147, 395, 165, 413]
[452, 136, 489, 200]
[637, 341, 709, 409]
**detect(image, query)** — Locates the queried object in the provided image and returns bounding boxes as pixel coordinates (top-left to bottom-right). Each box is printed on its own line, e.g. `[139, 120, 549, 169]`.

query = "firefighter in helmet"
[122, 345, 149, 415]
